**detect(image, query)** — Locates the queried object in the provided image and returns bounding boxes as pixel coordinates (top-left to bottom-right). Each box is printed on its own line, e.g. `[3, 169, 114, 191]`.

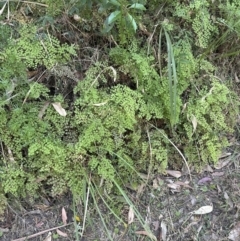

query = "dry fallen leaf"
[167, 183, 180, 191]
[191, 115, 197, 133]
[92, 101, 108, 106]
[184, 221, 198, 233]
[214, 158, 231, 169]
[152, 220, 159, 231]
[52, 102, 67, 116]
[135, 230, 157, 241]
[219, 152, 232, 158]
[228, 222, 240, 241]
[175, 181, 192, 189]
[0, 1, 7, 16]
[161, 221, 167, 241]
[35, 221, 44, 228]
[43, 232, 52, 241]
[191, 205, 213, 215]
[166, 170, 182, 178]
[56, 229, 68, 237]
[109, 66, 117, 82]
[62, 207, 67, 225]
[212, 171, 224, 177]
[190, 196, 197, 206]
[202, 164, 213, 172]
[136, 183, 145, 199]
[198, 177, 212, 185]
[152, 179, 159, 189]
[128, 206, 134, 225]
[224, 192, 234, 209]
[235, 72, 240, 83]
[38, 102, 50, 119]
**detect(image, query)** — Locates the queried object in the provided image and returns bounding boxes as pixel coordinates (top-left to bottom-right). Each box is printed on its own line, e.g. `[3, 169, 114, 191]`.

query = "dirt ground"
[1, 144, 240, 241]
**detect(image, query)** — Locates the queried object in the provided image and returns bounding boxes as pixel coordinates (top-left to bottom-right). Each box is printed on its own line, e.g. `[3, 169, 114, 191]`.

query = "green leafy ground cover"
[0, 0, 240, 240]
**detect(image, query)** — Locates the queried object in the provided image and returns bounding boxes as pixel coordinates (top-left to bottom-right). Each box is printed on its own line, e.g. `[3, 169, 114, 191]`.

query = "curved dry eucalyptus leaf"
[214, 158, 231, 169]
[38, 102, 50, 119]
[92, 101, 108, 106]
[224, 192, 234, 209]
[191, 115, 197, 133]
[229, 222, 240, 241]
[128, 206, 134, 225]
[152, 179, 159, 189]
[0, 1, 7, 15]
[52, 102, 67, 116]
[61, 207, 67, 225]
[43, 232, 52, 241]
[198, 177, 212, 185]
[56, 229, 68, 237]
[167, 183, 180, 190]
[135, 230, 157, 241]
[220, 152, 232, 158]
[152, 221, 159, 231]
[212, 171, 224, 177]
[191, 205, 213, 215]
[175, 181, 192, 189]
[161, 221, 167, 241]
[109, 66, 117, 82]
[202, 165, 213, 172]
[166, 170, 182, 178]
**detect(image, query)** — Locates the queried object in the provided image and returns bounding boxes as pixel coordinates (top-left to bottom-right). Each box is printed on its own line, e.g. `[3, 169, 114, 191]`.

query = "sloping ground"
[1, 147, 240, 241]
[1, 2, 240, 241]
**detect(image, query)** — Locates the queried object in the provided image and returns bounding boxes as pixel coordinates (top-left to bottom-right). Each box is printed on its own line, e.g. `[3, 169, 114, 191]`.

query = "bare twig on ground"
[12, 222, 73, 241]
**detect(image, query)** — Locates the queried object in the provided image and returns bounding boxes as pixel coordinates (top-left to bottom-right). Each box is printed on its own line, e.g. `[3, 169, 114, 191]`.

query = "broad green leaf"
[126, 13, 137, 32]
[103, 18, 115, 33]
[98, 2, 112, 13]
[129, 3, 146, 10]
[80, 0, 87, 5]
[109, 0, 121, 6]
[107, 10, 121, 25]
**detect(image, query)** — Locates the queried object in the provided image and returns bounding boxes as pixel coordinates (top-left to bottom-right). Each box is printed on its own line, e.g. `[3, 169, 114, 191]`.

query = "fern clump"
[0, 28, 238, 204]
[183, 80, 238, 167]
[1, 25, 76, 74]
[74, 75, 143, 186]
[109, 46, 172, 121]
[174, 0, 217, 48]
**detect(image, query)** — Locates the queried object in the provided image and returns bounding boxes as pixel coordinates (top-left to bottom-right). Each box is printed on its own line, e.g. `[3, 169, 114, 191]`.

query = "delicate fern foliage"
[174, 0, 217, 48]
[183, 80, 238, 167]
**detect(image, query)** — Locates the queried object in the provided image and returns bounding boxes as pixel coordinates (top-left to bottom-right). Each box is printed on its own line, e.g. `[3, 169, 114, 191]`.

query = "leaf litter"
[2, 154, 240, 241]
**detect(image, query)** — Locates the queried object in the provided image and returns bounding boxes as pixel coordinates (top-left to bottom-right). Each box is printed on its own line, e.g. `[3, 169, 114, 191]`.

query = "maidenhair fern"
[183, 80, 238, 166]
[174, 0, 217, 48]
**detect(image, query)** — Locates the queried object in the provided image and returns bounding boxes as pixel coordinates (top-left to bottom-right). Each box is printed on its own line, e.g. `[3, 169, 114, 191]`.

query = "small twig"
[15, 0, 48, 7]
[12, 222, 73, 241]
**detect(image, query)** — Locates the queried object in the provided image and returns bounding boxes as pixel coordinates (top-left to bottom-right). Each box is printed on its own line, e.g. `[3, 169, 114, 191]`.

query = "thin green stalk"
[112, 179, 157, 241]
[92, 180, 126, 224]
[89, 183, 114, 241]
[163, 28, 178, 127]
